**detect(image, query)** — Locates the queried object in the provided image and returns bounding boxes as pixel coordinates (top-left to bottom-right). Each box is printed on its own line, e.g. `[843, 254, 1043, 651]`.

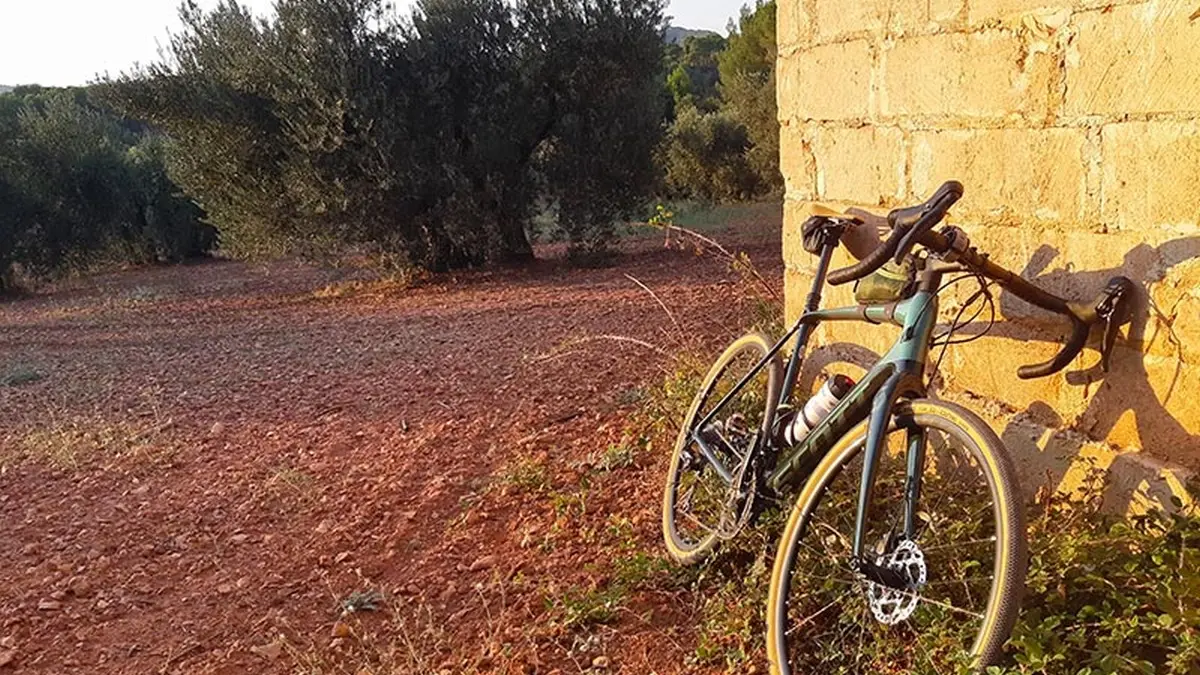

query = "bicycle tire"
[765, 399, 1026, 673]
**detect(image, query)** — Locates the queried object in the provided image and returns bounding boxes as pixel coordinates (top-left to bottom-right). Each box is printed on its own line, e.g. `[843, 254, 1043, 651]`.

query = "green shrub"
[999, 483, 1200, 675]
[660, 106, 761, 203]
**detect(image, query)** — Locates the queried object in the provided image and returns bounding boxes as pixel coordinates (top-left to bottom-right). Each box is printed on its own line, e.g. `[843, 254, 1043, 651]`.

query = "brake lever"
[1096, 276, 1136, 372]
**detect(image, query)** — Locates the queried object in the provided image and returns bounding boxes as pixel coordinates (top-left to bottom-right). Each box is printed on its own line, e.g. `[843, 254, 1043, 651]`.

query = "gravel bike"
[660, 182, 1136, 673]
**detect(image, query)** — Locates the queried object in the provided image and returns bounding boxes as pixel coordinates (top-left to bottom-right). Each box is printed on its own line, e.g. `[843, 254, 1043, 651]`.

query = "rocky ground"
[0, 211, 784, 674]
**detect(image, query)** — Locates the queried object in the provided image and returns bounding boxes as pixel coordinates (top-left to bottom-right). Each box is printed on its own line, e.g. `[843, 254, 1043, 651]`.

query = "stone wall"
[777, 0, 1200, 508]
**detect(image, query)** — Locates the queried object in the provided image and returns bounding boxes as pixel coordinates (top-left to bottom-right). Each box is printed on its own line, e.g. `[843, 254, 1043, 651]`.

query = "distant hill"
[665, 26, 720, 45]
[0, 86, 12, 95]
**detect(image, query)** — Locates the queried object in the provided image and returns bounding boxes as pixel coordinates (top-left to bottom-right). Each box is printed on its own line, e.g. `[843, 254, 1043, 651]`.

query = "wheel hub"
[866, 539, 926, 625]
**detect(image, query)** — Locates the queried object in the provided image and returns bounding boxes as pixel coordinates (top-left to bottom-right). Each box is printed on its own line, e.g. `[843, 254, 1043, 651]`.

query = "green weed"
[1, 362, 44, 387]
[496, 454, 551, 495]
[545, 583, 627, 630]
[995, 481, 1200, 675]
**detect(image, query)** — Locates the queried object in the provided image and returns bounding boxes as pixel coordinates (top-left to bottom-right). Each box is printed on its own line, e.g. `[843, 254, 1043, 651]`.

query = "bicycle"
[659, 181, 1136, 673]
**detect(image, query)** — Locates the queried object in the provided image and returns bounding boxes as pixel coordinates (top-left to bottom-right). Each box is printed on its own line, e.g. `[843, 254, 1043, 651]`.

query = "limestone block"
[881, 30, 1054, 119]
[1067, 3, 1200, 116]
[814, 0, 927, 42]
[912, 127, 1088, 223]
[780, 40, 873, 121]
[777, 0, 813, 52]
[1101, 121, 1200, 229]
[809, 125, 906, 203]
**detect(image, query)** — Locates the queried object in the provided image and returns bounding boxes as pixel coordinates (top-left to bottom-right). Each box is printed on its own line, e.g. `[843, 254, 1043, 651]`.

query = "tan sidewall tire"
[661, 332, 782, 565]
[765, 399, 1026, 674]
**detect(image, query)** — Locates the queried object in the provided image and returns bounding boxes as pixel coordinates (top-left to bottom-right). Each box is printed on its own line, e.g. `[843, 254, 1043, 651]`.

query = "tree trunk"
[496, 214, 534, 265]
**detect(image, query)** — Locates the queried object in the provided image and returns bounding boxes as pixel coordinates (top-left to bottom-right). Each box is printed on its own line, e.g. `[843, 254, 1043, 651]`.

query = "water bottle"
[778, 374, 855, 447]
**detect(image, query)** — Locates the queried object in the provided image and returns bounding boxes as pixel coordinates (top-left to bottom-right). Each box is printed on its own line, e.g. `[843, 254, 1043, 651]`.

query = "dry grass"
[3, 414, 173, 469]
[284, 583, 539, 675]
[313, 272, 425, 300]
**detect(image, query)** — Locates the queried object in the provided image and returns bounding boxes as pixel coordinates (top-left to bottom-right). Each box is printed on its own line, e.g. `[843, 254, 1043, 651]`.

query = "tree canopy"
[100, 0, 669, 272]
[659, 1, 781, 203]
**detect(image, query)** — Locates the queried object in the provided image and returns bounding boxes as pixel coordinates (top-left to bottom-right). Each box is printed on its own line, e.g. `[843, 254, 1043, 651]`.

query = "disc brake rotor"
[866, 539, 927, 625]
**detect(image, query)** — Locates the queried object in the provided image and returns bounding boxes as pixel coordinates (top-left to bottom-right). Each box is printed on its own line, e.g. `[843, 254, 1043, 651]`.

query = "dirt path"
[0, 216, 784, 674]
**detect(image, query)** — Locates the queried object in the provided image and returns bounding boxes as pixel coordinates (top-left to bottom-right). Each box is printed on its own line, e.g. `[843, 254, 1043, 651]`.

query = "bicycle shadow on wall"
[799, 235, 1200, 514]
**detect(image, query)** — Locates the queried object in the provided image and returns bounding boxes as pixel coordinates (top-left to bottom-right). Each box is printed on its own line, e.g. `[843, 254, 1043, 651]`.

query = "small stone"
[229, 534, 250, 545]
[329, 637, 347, 650]
[216, 584, 234, 595]
[69, 578, 92, 598]
[49, 590, 66, 601]
[468, 555, 497, 572]
[0, 637, 13, 650]
[0, 649, 14, 667]
[592, 655, 610, 669]
[210, 422, 226, 437]
[250, 641, 283, 661]
[36, 599, 61, 611]
[330, 621, 351, 638]
[20, 543, 39, 557]
[334, 551, 352, 564]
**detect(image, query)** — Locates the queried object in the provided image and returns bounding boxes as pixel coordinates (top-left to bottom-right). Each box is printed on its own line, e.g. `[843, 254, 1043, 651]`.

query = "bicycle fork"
[851, 366, 927, 590]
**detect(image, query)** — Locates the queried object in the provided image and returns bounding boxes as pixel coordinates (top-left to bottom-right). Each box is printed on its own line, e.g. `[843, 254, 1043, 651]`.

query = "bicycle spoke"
[923, 575, 993, 587]
[787, 595, 846, 636]
[918, 536, 995, 553]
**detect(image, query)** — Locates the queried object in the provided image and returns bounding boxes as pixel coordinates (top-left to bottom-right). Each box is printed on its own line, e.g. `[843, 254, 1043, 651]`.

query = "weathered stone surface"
[777, 0, 813, 52]
[782, 199, 811, 265]
[1067, 3, 1200, 116]
[779, 122, 816, 200]
[1101, 121, 1200, 229]
[776, 0, 1200, 469]
[780, 40, 873, 121]
[880, 30, 1053, 119]
[912, 127, 1087, 223]
[968, 0, 1077, 23]
[809, 125, 906, 203]
[929, 0, 967, 23]
[814, 0, 926, 43]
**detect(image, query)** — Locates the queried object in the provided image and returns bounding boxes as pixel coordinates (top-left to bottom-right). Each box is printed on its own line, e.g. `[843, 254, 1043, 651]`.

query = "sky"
[0, 0, 749, 88]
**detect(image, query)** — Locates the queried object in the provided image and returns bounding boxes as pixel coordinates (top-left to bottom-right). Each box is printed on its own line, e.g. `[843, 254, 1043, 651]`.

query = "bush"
[660, 105, 761, 203]
[102, 0, 669, 273]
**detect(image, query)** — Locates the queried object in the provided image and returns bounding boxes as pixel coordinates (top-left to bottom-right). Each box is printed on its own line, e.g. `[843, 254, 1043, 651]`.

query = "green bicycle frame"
[689, 239, 940, 563]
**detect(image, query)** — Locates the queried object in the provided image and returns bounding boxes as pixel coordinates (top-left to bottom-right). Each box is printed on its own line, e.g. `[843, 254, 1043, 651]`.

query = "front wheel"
[766, 399, 1026, 674]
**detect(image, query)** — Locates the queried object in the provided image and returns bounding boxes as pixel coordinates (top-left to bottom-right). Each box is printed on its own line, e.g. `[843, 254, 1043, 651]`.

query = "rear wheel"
[766, 399, 1026, 674]
[661, 332, 782, 565]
